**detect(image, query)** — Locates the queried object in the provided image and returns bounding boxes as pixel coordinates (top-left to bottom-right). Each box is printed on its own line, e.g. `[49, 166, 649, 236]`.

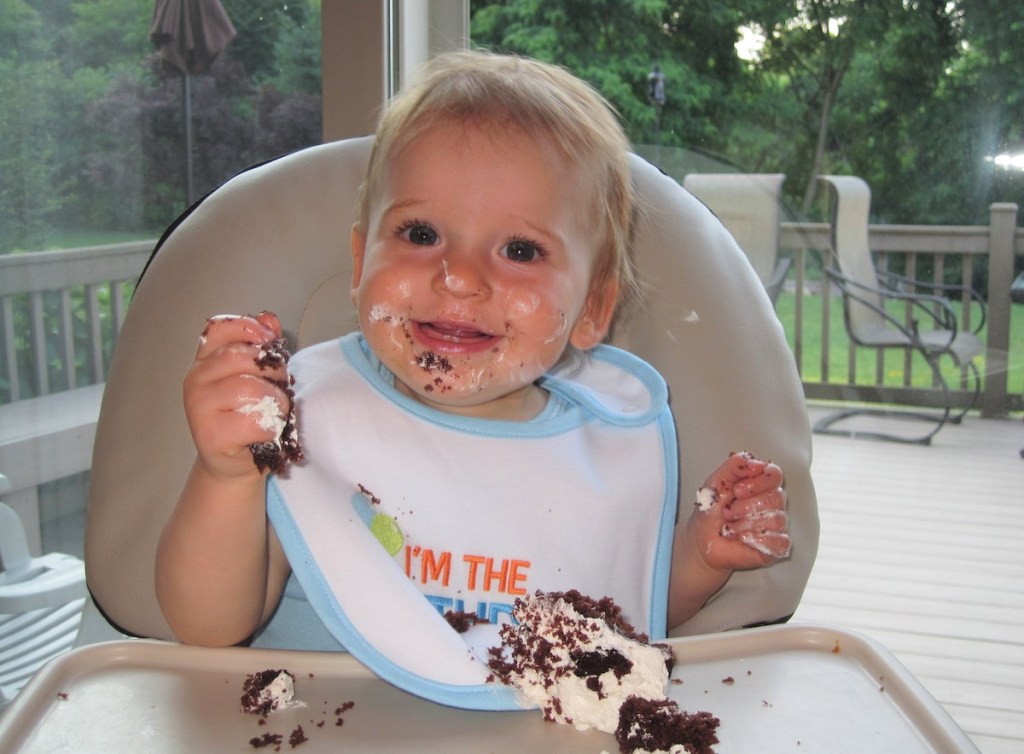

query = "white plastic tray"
[0, 624, 978, 753]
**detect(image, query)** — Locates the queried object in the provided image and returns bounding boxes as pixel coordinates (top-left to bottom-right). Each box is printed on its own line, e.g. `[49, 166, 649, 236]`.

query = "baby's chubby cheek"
[506, 292, 541, 318]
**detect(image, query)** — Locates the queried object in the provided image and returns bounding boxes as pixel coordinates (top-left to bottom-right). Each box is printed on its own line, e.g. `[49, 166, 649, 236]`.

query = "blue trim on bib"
[340, 333, 669, 437]
[647, 409, 679, 638]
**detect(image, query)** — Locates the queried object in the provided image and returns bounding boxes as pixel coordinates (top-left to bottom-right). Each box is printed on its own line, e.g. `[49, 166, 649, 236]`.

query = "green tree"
[472, 0, 746, 149]
[738, 1, 956, 213]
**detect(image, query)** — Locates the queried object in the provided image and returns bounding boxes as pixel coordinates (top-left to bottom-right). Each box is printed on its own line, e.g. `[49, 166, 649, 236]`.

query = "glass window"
[469, 0, 1022, 415]
[0, 0, 323, 557]
[468, 4, 1022, 749]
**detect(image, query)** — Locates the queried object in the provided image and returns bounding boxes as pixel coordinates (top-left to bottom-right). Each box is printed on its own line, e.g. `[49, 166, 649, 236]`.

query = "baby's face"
[351, 124, 612, 420]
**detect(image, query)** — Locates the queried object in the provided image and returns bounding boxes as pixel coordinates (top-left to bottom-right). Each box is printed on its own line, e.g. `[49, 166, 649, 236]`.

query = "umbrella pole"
[182, 70, 194, 206]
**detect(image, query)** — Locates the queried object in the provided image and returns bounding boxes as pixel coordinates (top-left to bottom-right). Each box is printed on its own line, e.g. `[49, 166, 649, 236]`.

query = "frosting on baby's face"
[351, 124, 613, 421]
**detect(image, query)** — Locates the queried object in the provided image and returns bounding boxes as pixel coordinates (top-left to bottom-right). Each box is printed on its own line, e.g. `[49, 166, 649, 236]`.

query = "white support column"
[322, 0, 469, 143]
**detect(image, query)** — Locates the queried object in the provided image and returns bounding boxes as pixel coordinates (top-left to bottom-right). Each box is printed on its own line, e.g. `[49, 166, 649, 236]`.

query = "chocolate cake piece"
[615, 696, 720, 754]
[240, 669, 299, 716]
[248, 337, 304, 474]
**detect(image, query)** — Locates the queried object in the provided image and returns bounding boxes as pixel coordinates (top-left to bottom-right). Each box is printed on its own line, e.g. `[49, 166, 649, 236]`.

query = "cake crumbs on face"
[416, 351, 453, 373]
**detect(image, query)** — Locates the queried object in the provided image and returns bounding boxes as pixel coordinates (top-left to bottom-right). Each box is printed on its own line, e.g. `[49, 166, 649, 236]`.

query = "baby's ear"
[569, 278, 619, 350]
[350, 224, 366, 302]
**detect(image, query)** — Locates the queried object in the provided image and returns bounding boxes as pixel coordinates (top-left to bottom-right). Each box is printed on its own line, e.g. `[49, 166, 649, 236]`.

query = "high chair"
[83, 136, 819, 643]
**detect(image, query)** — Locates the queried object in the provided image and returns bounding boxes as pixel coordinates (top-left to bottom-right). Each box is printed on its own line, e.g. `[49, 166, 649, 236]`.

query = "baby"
[155, 50, 790, 650]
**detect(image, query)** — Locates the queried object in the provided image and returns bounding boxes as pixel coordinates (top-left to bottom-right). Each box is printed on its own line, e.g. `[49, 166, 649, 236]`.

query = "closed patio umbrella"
[150, 0, 236, 205]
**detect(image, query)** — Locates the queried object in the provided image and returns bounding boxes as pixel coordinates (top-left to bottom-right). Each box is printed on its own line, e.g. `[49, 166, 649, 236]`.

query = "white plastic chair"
[83, 137, 819, 643]
[683, 173, 791, 306]
[0, 474, 86, 711]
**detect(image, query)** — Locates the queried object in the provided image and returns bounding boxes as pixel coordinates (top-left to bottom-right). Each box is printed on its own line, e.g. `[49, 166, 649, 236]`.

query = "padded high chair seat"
[1, 476, 87, 710]
[85, 137, 818, 642]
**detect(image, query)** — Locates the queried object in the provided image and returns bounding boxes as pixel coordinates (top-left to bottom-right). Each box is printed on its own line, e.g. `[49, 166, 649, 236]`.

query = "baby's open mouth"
[418, 321, 495, 345]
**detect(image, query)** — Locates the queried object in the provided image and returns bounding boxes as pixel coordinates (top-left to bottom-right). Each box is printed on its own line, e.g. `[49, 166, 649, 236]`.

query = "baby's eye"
[398, 221, 438, 246]
[501, 238, 543, 263]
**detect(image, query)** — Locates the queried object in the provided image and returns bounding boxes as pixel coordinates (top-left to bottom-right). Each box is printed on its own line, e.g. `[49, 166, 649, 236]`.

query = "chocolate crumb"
[288, 725, 308, 747]
[444, 610, 490, 633]
[249, 732, 283, 749]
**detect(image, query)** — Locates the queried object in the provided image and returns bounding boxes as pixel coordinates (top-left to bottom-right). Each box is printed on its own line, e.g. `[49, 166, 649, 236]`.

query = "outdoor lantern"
[648, 65, 667, 160]
[648, 65, 667, 108]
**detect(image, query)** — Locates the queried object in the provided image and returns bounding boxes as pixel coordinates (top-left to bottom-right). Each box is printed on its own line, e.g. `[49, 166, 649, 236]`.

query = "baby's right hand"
[183, 312, 292, 482]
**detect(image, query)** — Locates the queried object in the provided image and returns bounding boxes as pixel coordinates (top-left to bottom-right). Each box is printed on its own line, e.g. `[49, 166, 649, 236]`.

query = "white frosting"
[259, 671, 305, 712]
[695, 485, 717, 512]
[499, 593, 670, 734]
[238, 395, 286, 442]
[369, 304, 395, 323]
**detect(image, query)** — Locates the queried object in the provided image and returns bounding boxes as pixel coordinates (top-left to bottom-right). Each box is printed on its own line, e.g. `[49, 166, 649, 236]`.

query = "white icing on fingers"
[238, 395, 286, 444]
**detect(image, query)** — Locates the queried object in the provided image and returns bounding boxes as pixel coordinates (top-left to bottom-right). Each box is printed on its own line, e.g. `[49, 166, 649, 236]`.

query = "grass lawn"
[774, 291, 1024, 397]
[7, 229, 158, 255]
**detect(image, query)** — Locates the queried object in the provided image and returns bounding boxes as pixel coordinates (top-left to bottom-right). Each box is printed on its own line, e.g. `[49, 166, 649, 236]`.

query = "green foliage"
[471, 0, 744, 148]
[0, 57, 65, 251]
[2, 2, 1024, 251]
[0, 0, 323, 253]
[472, 0, 1024, 225]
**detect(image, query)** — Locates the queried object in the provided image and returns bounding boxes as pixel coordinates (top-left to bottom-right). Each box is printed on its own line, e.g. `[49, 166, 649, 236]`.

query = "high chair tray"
[0, 623, 977, 753]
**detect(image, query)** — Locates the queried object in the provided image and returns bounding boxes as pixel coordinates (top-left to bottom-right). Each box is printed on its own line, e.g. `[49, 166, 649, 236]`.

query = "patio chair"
[81, 137, 819, 647]
[814, 175, 985, 445]
[682, 173, 791, 306]
[0, 474, 87, 711]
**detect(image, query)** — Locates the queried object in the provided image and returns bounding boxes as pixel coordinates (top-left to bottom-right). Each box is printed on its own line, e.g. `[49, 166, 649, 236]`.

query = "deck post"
[982, 202, 1018, 418]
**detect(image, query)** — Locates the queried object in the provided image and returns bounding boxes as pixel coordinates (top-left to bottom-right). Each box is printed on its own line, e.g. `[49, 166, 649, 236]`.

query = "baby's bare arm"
[155, 313, 294, 645]
[667, 452, 790, 629]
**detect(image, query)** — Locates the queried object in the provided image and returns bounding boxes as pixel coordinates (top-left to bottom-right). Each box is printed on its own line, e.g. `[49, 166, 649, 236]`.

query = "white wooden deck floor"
[794, 405, 1024, 754]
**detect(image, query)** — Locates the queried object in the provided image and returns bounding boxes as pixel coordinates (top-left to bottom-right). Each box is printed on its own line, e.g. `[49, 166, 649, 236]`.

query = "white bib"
[268, 334, 677, 709]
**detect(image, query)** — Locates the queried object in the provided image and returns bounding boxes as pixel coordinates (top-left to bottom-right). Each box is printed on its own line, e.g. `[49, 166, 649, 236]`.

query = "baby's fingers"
[722, 487, 787, 522]
[737, 531, 792, 559]
[733, 461, 783, 499]
[196, 313, 280, 358]
[695, 451, 776, 511]
[721, 510, 791, 559]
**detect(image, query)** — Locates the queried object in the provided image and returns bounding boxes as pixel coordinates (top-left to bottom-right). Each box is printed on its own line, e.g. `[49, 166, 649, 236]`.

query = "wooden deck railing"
[0, 213, 1020, 550]
[1, 207, 1022, 416]
[779, 202, 1023, 418]
[0, 241, 152, 551]
[0, 242, 152, 403]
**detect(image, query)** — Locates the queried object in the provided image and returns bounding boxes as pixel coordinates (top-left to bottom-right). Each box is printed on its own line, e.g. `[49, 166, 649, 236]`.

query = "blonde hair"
[357, 49, 639, 318]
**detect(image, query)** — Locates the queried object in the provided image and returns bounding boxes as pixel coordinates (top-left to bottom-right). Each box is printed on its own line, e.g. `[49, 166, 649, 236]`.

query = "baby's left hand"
[690, 451, 791, 572]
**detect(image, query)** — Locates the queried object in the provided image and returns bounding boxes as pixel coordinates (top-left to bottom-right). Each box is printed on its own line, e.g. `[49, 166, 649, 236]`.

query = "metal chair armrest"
[875, 267, 986, 334]
[825, 267, 959, 352]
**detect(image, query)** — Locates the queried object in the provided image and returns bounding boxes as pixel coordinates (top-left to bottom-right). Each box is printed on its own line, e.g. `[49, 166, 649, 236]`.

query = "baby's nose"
[436, 256, 490, 298]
